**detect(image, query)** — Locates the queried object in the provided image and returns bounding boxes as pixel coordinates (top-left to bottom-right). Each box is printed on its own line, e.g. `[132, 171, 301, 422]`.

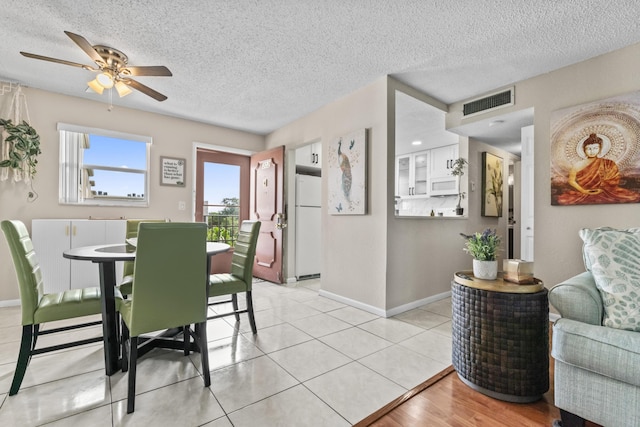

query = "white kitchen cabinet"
[396, 150, 429, 197]
[429, 144, 459, 196]
[31, 219, 126, 293]
[295, 142, 322, 169]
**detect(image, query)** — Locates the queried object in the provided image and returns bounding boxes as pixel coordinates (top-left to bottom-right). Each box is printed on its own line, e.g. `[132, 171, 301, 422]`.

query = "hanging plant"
[0, 118, 41, 179]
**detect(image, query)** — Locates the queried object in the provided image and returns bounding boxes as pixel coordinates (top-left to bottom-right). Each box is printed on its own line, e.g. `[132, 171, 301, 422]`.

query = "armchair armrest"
[549, 271, 603, 325]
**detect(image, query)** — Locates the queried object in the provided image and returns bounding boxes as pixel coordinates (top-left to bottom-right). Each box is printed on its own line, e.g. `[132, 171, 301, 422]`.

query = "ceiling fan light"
[115, 81, 132, 97]
[87, 78, 104, 94]
[96, 72, 114, 88]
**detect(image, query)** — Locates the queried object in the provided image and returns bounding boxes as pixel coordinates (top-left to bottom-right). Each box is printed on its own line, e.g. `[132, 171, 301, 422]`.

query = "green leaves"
[461, 228, 502, 261]
[450, 157, 468, 177]
[0, 118, 41, 179]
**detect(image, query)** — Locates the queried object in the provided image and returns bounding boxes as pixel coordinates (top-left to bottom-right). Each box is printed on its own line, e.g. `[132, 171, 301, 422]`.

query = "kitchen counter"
[396, 214, 466, 219]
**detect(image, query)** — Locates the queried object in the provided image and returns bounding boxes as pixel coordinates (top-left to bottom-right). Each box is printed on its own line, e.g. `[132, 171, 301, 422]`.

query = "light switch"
[178, 201, 186, 210]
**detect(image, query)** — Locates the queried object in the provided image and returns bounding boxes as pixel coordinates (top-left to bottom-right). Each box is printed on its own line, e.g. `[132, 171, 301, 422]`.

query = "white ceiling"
[395, 91, 458, 155]
[2, 1, 640, 146]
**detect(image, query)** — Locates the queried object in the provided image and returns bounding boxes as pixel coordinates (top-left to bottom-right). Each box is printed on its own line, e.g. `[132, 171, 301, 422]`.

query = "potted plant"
[0, 118, 41, 180]
[450, 157, 467, 215]
[460, 228, 502, 280]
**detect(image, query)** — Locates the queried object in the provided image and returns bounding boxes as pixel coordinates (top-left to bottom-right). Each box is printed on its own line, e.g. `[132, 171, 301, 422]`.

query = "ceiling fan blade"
[20, 51, 97, 71]
[124, 79, 168, 102]
[64, 31, 104, 65]
[123, 66, 172, 77]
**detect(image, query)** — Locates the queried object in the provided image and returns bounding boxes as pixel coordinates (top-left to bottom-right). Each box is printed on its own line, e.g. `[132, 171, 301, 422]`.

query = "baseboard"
[318, 290, 387, 317]
[385, 291, 452, 317]
[317, 290, 452, 318]
[0, 299, 20, 308]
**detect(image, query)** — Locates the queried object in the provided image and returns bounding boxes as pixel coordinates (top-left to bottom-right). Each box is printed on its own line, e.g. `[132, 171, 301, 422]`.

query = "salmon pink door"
[250, 146, 285, 283]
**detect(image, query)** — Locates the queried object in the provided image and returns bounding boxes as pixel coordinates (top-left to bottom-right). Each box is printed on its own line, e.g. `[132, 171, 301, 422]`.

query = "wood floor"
[356, 324, 602, 427]
[356, 365, 560, 426]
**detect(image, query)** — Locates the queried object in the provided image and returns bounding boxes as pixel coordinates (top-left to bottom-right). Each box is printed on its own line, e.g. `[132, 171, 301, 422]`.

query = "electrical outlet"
[178, 201, 186, 210]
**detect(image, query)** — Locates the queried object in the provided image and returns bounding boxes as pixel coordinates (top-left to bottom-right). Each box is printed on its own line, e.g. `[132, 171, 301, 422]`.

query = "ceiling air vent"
[463, 87, 514, 117]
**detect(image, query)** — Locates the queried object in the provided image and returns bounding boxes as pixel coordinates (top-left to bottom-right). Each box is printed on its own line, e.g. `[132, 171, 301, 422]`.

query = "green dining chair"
[1, 219, 104, 396]
[208, 220, 261, 334]
[119, 218, 168, 296]
[117, 222, 210, 414]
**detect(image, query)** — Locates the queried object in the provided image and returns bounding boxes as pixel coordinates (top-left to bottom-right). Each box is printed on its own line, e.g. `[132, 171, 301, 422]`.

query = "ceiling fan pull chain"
[108, 88, 113, 112]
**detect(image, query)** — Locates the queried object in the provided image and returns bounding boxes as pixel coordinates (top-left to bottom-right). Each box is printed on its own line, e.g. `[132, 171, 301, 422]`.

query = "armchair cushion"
[548, 271, 603, 325]
[579, 227, 640, 331]
[551, 318, 640, 388]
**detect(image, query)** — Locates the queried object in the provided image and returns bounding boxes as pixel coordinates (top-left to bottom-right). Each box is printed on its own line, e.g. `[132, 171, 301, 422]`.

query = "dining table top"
[63, 241, 230, 261]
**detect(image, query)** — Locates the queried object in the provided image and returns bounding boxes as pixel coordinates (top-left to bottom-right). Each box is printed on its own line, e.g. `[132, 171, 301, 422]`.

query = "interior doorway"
[448, 107, 534, 262]
[291, 142, 323, 282]
[195, 146, 287, 282]
[520, 125, 535, 261]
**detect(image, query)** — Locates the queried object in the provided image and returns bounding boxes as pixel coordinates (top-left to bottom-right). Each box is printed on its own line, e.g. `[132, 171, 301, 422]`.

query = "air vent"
[463, 88, 514, 117]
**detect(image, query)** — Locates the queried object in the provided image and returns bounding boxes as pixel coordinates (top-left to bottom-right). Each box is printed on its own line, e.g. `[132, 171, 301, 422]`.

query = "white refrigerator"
[295, 174, 321, 279]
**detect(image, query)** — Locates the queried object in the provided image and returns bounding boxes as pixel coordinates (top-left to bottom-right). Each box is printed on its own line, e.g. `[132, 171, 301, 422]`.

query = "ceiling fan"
[20, 31, 172, 102]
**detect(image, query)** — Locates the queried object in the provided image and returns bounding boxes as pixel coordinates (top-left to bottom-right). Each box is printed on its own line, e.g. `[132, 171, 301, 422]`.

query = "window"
[58, 123, 151, 206]
[204, 163, 240, 245]
[195, 148, 249, 246]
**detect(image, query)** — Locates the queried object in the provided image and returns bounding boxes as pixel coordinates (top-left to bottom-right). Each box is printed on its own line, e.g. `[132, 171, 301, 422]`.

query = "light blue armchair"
[549, 271, 640, 426]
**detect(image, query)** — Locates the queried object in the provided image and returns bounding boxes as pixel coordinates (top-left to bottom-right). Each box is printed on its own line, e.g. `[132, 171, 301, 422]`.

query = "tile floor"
[0, 279, 452, 426]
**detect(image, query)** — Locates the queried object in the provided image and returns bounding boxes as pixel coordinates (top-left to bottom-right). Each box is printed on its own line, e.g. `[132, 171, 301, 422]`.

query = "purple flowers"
[460, 228, 502, 261]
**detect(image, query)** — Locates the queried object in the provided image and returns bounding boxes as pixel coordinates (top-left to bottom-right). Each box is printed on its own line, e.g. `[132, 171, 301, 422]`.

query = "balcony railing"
[203, 212, 240, 247]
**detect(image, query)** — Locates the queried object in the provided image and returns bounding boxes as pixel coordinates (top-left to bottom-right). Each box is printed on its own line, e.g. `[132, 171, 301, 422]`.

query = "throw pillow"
[580, 228, 640, 332]
[579, 227, 640, 271]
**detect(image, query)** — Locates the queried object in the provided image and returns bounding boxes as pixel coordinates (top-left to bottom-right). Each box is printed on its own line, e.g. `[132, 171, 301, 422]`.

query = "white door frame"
[520, 125, 534, 261]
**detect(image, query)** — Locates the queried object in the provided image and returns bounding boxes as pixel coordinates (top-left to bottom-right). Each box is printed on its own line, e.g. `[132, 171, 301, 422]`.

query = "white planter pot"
[473, 259, 498, 280]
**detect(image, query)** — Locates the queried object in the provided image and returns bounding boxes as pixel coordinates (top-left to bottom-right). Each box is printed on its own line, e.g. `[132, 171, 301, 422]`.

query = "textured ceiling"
[2, 1, 640, 138]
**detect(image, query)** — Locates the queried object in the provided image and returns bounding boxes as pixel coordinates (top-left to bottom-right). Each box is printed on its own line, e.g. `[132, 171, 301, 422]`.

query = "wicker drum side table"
[451, 271, 549, 403]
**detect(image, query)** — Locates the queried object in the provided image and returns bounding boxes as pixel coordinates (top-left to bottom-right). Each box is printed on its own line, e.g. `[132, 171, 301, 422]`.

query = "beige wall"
[386, 79, 516, 312]
[266, 78, 389, 310]
[267, 76, 516, 314]
[269, 40, 640, 314]
[0, 87, 264, 302]
[447, 41, 640, 290]
[4, 40, 640, 311]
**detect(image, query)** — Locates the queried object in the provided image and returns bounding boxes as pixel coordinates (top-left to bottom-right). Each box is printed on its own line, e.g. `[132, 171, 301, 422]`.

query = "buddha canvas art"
[550, 91, 640, 206]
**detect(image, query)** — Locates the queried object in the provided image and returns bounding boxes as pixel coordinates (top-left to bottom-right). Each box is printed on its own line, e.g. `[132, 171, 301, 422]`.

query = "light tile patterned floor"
[0, 279, 452, 426]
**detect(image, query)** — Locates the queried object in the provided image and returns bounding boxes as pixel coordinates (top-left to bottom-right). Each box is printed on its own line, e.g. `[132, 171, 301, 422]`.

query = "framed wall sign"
[160, 156, 186, 187]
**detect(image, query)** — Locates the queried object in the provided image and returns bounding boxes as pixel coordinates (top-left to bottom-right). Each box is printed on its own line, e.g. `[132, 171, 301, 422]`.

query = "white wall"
[0, 87, 264, 302]
[447, 41, 640, 290]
